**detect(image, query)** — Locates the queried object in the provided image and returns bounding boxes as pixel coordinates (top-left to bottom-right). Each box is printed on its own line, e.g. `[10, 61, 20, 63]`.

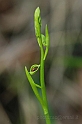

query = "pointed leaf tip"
[25, 66, 27, 71]
[35, 7, 40, 16]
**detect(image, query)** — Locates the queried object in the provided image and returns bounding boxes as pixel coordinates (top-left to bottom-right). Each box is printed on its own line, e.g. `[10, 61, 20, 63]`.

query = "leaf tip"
[35, 7, 40, 16]
[25, 66, 27, 72]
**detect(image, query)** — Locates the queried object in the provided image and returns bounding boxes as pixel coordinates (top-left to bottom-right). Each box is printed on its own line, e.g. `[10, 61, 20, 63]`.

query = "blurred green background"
[0, 0, 82, 124]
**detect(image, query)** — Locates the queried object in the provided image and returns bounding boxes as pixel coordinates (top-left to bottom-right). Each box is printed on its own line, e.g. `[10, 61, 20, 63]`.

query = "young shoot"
[25, 7, 51, 124]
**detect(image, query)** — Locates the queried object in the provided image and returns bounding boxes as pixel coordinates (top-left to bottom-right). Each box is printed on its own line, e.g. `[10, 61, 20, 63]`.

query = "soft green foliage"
[25, 7, 51, 124]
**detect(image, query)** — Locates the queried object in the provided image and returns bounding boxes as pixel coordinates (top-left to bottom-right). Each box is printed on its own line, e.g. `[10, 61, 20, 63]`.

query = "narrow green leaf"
[25, 66, 43, 102]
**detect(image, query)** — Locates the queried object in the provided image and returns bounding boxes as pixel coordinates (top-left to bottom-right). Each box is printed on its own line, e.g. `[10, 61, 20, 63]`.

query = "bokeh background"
[0, 0, 82, 124]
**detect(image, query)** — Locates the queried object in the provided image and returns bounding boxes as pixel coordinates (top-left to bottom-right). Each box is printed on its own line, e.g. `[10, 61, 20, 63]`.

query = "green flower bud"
[34, 7, 42, 46]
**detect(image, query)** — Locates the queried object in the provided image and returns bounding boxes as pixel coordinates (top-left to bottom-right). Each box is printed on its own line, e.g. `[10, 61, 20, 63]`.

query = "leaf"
[25, 66, 43, 104]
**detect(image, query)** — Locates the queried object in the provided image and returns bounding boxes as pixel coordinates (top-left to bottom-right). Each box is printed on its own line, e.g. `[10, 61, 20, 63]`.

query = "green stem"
[40, 45, 51, 124]
[45, 113, 51, 124]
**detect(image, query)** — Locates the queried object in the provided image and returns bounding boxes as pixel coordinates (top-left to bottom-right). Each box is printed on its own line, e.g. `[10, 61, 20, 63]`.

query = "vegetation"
[25, 7, 51, 124]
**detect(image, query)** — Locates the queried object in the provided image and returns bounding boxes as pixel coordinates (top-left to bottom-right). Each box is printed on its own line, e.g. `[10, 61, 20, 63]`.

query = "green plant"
[25, 7, 51, 124]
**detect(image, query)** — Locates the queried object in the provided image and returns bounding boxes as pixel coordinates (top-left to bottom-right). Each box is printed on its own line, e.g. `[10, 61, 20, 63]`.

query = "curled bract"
[30, 64, 40, 75]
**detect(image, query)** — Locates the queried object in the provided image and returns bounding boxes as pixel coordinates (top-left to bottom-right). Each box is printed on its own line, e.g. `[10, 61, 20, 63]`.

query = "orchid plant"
[25, 7, 51, 124]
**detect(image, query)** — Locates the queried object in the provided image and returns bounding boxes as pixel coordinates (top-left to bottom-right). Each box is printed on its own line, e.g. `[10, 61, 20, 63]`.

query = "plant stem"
[45, 113, 51, 124]
[40, 45, 51, 124]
